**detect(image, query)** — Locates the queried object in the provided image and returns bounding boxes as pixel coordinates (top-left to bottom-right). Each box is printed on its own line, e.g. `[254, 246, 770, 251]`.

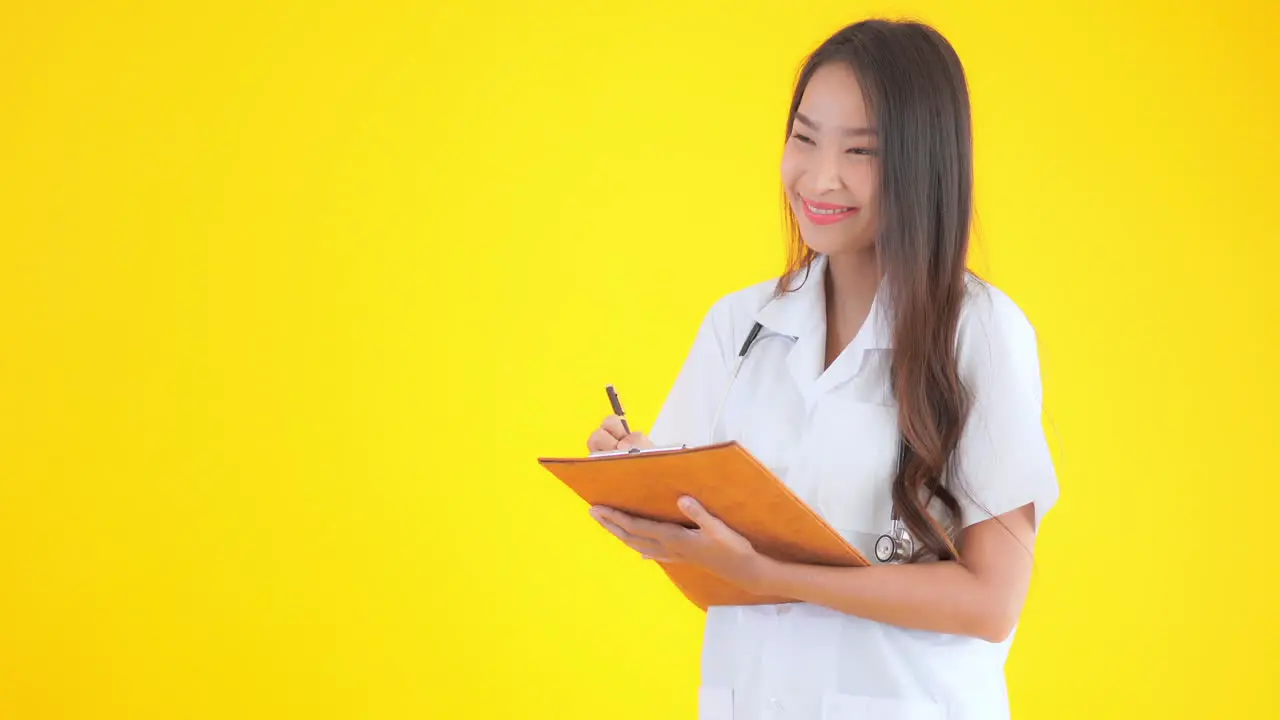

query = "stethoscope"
[873, 442, 916, 564]
[707, 320, 773, 436]
[711, 314, 918, 565]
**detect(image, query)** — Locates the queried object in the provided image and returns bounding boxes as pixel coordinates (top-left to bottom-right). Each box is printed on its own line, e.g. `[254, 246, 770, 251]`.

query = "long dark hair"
[778, 19, 975, 562]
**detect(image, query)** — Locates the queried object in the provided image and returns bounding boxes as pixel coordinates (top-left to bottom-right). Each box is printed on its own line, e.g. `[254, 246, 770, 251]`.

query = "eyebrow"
[794, 112, 876, 137]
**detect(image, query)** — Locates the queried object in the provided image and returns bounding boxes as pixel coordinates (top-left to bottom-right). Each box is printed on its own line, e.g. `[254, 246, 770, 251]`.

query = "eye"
[846, 147, 876, 156]
[790, 132, 815, 145]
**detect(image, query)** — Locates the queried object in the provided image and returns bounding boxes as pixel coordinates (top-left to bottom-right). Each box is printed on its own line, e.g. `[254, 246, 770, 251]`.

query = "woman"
[585, 18, 1058, 720]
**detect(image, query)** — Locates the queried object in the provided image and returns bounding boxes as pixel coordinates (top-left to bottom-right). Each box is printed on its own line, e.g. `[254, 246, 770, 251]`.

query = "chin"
[799, 229, 872, 258]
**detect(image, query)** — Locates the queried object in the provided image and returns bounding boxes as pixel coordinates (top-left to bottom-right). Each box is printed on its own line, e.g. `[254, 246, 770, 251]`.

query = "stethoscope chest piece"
[874, 517, 914, 564]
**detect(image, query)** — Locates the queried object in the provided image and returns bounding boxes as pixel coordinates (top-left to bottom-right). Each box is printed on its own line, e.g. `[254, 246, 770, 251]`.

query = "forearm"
[750, 557, 1019, 643]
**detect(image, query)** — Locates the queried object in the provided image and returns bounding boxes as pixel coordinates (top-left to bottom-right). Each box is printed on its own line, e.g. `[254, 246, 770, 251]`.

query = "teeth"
[807, 202, 852, 215]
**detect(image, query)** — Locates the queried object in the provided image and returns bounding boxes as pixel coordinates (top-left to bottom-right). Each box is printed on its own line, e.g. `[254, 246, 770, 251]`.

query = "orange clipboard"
[537, 441, 869, 610]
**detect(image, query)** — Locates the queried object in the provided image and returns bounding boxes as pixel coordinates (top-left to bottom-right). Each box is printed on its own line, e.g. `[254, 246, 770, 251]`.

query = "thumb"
[677, 496, 716, 528]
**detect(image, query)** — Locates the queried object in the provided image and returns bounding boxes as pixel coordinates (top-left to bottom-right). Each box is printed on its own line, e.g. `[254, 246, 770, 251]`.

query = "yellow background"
[2, 1, 1277, 718]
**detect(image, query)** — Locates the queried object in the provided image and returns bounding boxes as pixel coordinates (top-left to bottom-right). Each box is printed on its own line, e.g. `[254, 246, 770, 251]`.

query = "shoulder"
[958, 274, 1035, 334]
[703, 275, 778, 327]
[956, 273, 1043, 382]
[685, 275, 779, 362]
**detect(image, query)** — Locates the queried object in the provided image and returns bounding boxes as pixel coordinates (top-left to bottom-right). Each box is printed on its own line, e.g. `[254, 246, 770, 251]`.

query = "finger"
[600, 507, 690, 544]
[618, 431, 654, 452]
[597, 517, 661, 553]
[679, 497, 741, 545]
[677, 496, 717, 528]
[587, 427, 621, 453]
[600, 415, 628, 441]
[592, 511, 666, 556]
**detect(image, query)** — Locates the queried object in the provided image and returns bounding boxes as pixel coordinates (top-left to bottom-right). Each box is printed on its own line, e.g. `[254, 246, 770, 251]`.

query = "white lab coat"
[648, 254, 1059, 720]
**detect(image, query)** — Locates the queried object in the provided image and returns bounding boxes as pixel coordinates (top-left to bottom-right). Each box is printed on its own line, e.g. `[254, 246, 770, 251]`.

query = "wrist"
[745, 554, 787, 597]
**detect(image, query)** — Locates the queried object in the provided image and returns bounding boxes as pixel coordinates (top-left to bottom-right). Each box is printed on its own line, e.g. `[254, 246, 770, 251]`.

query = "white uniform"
[648, 254, 1059, 720]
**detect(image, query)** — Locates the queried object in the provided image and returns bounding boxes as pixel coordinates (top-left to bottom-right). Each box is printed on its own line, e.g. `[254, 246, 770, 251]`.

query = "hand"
[589, 497, 769, 593]
[586, 414, 655, 453]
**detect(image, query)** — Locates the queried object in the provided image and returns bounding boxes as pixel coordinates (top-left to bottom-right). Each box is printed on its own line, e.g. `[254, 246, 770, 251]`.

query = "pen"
[605, 384, 631, 435]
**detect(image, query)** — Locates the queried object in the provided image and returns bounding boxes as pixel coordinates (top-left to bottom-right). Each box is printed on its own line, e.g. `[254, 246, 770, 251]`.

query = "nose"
[811, 149, 843, 193]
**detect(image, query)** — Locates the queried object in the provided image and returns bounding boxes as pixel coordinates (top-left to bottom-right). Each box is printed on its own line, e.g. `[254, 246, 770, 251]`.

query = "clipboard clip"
[588, 444, 689, 458]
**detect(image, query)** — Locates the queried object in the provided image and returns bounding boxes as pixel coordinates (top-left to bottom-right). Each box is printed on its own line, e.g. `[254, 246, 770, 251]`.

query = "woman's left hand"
[589, 497, 768, 592]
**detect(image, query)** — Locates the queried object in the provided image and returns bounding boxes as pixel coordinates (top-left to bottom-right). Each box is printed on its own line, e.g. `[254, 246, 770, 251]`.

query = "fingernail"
[678, 496, 693, 509]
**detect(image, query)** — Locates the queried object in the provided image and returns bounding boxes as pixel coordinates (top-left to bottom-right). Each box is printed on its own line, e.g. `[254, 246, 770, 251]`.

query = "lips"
[800, 197, 859, 226]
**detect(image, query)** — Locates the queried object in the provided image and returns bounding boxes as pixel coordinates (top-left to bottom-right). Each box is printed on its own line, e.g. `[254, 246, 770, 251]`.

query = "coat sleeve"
[647, 297, 737, 449]
[951, 284, 1060, 531]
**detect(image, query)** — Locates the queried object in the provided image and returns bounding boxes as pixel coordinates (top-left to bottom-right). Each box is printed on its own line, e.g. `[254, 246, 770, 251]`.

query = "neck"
[824, 248, 881, 323]
[821, 248, 881, 368]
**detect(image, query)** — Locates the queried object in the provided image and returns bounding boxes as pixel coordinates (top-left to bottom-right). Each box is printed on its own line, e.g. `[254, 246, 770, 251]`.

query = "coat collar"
[754, 254, 893, 349]
[752, 254, 894, 396]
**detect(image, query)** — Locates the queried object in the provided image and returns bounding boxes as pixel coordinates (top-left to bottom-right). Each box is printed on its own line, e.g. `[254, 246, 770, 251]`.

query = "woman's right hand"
[587, 415, 655, 454]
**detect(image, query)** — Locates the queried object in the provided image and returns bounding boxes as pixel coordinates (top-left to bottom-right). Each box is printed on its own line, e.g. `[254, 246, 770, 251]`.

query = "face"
[780, 62, 880, 258]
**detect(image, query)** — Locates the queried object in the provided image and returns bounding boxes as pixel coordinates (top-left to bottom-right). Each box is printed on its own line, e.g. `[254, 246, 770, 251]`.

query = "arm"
[754, 288, 1059, 641]
[748, 503, 1037, 643]
[592, 496, 1038, 644]
[590, 286, 1057, 641]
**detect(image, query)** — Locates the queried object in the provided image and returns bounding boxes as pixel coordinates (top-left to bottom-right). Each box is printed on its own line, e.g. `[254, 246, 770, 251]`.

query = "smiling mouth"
[800, 197, 859, 224]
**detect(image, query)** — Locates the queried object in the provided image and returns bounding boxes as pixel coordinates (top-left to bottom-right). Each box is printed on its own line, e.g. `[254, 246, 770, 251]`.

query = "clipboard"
[537, 441, 869, 610]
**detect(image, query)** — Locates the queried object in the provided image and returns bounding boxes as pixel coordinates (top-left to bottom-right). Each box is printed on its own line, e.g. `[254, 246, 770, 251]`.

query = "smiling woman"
[584, 18, 1057, 720]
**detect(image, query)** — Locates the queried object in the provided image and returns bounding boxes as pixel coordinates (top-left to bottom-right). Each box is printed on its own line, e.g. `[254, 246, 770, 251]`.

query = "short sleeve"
[647, 298, 737, 449]
[952, 284, 1060, 531]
